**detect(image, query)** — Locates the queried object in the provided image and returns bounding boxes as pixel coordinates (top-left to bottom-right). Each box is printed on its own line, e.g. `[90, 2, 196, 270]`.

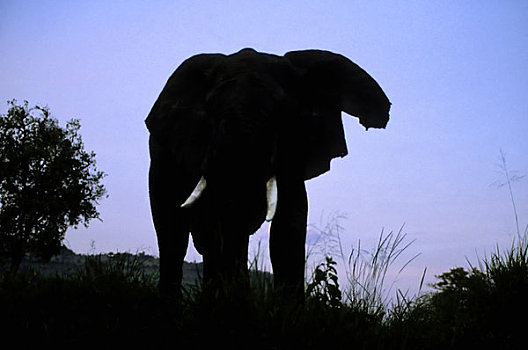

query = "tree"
[0, 100, 107, 274]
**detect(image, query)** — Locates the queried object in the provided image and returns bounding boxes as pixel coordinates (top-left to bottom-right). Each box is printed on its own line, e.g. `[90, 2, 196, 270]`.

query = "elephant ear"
[285, 49, 391, 129]
[145, 53, 225, 151]
[284, 49, 391, 179]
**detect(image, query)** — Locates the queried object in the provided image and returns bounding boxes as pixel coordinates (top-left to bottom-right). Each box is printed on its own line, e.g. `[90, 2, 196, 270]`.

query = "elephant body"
[146, 48, 390, 298]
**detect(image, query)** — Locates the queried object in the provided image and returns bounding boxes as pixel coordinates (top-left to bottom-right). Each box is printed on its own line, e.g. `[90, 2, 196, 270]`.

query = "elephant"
[146, 48, 390, 299]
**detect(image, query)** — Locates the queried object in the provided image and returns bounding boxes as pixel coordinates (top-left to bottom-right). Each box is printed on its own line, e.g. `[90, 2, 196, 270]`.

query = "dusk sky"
[1, 1, 527, 295]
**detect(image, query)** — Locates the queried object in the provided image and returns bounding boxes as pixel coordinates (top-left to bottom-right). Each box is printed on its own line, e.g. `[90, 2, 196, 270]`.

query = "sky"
[1, 1, 527, 295]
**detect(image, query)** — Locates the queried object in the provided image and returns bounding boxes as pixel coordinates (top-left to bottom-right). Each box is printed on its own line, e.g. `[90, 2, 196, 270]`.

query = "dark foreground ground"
[1, 245, 526, 349]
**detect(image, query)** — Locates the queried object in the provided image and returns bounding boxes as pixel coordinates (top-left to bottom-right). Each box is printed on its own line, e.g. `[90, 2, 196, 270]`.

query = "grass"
[0, 253, 163, 346]
[308, 214, 424, 315]
[1, 227, 526, 349]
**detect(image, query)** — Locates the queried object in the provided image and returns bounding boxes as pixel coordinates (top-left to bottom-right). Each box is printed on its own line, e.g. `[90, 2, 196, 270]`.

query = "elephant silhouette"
[146, 48, 390, 298]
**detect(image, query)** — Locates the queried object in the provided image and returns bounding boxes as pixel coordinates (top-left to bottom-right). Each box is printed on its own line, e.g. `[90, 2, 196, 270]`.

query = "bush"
[426, 231, 528, 348]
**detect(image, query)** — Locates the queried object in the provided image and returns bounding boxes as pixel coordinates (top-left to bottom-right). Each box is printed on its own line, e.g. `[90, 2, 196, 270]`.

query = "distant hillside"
[17, 246, 203, 285]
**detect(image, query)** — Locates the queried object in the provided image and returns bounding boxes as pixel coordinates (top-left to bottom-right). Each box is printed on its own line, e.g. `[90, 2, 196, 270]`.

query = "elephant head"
[146, 48, 390, 297]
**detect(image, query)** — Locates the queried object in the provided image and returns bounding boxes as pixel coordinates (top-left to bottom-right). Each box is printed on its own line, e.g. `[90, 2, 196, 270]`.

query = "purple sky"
[1, 1, 527, 295]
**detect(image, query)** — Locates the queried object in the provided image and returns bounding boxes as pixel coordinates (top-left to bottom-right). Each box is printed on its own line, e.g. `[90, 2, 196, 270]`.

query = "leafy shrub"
[426, 230, 528, 348]
[306, 256, 342, 308]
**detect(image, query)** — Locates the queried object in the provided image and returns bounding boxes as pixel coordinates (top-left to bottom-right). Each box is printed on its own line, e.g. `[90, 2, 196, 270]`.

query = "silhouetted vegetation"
[1, 100, 524, 346]
[0, 100, 106, 274]
[1, 230, 526, 348]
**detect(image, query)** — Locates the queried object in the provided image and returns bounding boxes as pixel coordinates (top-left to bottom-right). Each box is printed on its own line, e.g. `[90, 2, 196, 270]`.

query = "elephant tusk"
[265, 176, 278, 221]
[181, 176, 207, 208]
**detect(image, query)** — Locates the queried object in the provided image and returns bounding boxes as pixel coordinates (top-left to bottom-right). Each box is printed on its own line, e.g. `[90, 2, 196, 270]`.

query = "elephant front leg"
[150, 199, 190, 297]
[149, 153, 190, 298]
[269, 178, 308, 300]
[155, 218, 189, 297]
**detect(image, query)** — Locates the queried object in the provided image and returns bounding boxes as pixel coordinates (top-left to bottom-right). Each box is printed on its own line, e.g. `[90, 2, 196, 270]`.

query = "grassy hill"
[1, 237, 526, 348]
[16, 246, 202, 285]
